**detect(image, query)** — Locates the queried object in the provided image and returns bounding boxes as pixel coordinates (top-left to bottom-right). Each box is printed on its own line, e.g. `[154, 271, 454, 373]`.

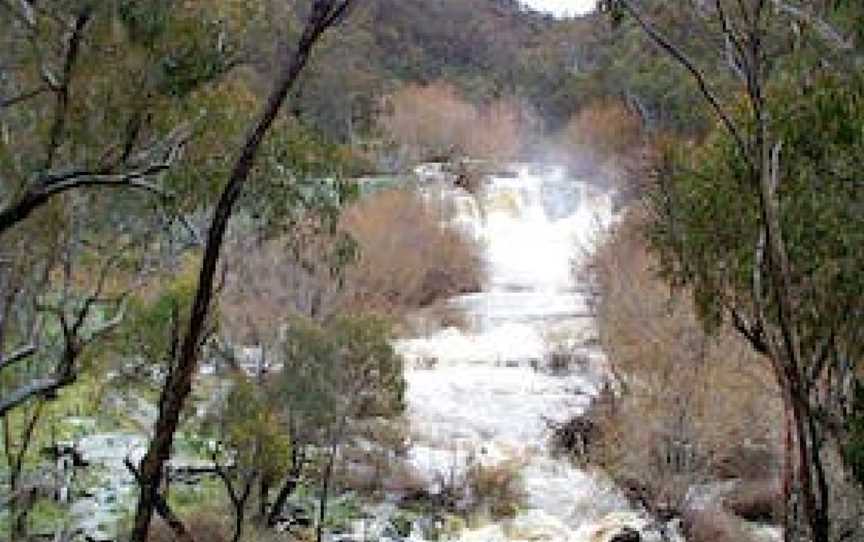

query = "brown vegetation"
[558, 99, 651, 198]
[568, 209, 782, 519]
[429, 458, 524, 521]
[147, 511, 229, 542]
[562, 99, 643, 162]
[220, 186, 483, 337]
[339, 188, 483, 316]
[465, 461, 524, 519]
[682, 507, 753, 542]
[379, 82, 524, 164]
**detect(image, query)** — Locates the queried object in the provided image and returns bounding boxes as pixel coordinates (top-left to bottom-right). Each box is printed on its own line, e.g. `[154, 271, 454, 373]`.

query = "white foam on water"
[395, 165, 661, 541]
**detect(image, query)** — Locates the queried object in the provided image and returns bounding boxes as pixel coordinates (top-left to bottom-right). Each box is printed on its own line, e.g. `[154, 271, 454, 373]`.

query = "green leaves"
[647, 73, 864, 370]
[117, 0, 173, 47]
[279, 314, 405, 435]
[215, 377, 293, 478]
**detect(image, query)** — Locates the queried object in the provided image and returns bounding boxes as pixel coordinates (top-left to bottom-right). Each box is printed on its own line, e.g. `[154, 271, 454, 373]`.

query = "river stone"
[610, 527, 641, 542]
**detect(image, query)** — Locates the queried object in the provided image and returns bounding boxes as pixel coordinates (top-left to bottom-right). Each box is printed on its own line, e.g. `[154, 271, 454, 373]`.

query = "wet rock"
[505, 509, 572, 540]
[610, 527, 641, 542]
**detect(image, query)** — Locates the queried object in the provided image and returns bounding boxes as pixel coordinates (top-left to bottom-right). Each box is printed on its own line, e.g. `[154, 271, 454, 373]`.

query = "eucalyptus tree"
[129, 2, 358, 541]
[0, 0, 256, 415]
[279, 314, 405, 542]
[600, 0, 864, 540]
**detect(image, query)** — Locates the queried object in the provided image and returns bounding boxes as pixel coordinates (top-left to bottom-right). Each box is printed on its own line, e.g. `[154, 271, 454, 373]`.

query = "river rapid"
[393, 163, 677, 542]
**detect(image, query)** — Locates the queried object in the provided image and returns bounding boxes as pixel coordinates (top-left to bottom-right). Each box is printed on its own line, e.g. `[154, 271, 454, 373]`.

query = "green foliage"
[0, 0, 263, 216]
[214, 377, 293, 480]
[107, 256, 199, 367]
[279, 314, 406, 440]
[245, 119, 362, 237]
[117, 0, 173, 46]
[647, 72, 864, 369]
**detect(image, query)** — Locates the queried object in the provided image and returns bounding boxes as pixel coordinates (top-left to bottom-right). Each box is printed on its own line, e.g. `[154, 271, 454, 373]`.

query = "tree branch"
[123, 458, 195, 542]
[0, 377, 73, 417]
[130, 3, 357, 541]
[0, 124, 189, 235]
[618, 0, 749, 159]
[0, 344, 37, 371]
[44, 6, 93, 169]
[0, 85, 49, 109]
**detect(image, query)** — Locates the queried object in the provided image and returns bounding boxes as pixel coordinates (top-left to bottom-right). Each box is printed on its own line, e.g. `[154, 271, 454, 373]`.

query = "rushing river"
[63, 164, 676, 542]
[394, 164, 676, 542]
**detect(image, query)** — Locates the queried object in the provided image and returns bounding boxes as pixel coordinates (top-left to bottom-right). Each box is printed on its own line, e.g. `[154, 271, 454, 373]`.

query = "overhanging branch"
[618, 0, 749, 160]
[0, 343, 37, 371]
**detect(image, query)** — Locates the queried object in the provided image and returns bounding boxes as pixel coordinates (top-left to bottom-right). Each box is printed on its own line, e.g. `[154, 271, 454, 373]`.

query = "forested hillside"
[3, 1, 864, 542]
[562, 2, 864, 542]
[289, 0, 574, 140]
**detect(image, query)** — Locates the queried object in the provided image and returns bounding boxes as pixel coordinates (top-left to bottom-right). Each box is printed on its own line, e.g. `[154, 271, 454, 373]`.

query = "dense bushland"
[560, 211, 785, 539]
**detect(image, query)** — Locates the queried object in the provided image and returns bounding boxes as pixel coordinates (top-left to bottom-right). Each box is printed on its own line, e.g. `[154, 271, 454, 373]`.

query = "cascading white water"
[397, 164, 675, 542]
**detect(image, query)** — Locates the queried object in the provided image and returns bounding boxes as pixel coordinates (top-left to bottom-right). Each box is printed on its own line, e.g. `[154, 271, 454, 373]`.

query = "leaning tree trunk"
[757, 123, 830, 542]
[129, 3, 355, 541]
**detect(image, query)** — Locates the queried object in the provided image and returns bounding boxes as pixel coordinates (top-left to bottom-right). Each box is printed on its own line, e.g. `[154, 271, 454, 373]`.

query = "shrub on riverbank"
[221, 186, 483, 333]
[340, 188, 484, 316]
[563, 209, 783, 523]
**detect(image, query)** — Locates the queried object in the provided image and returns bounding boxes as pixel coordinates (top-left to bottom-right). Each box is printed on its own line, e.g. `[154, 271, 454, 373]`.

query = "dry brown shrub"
[219, 188, 482, 342]
[339, 188, 483, 316]
[683, 506, 753, 542]
[559, 99, 652, 199]
[429, 458, 524, 520]
[465, 98, 523, 161]
[147, 511, 229, 542]
[584, 208, 782, 512]
[722, 480, 781, 523]
[562, 99, 643, 164]
[465, 461, 524, 519]
[220, 212, 349, 345]
[712, 443, 778, 481]
[379, 82, 523, 162]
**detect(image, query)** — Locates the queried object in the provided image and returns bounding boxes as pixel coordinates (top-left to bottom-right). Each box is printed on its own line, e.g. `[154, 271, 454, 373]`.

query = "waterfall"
[395, 164, 679, 542]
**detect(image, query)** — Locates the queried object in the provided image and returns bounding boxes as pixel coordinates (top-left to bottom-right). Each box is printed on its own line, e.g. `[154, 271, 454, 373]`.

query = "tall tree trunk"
[267, 448, 305, 527]
[316, 438, 340, 542]
[230, 479, 254, 542]
[129, 3, 354, 541]
[758, 127, 830, 542]
[258, 476, 270, 525]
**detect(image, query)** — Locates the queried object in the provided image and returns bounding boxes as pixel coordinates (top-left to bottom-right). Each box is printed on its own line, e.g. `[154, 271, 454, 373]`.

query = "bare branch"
[12, 400, 44, 479]
[0, 343, 37, 371]
[0, 377, 73, 416]
[0, 85, 49, 109]
[729, 307, 769, 356]
[618, 0, 749, 160]
[86, 297, 128, 341]
[715, 0, 749, 81]
[44, 6, 93, 169]
[0, 128, 188, 235]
